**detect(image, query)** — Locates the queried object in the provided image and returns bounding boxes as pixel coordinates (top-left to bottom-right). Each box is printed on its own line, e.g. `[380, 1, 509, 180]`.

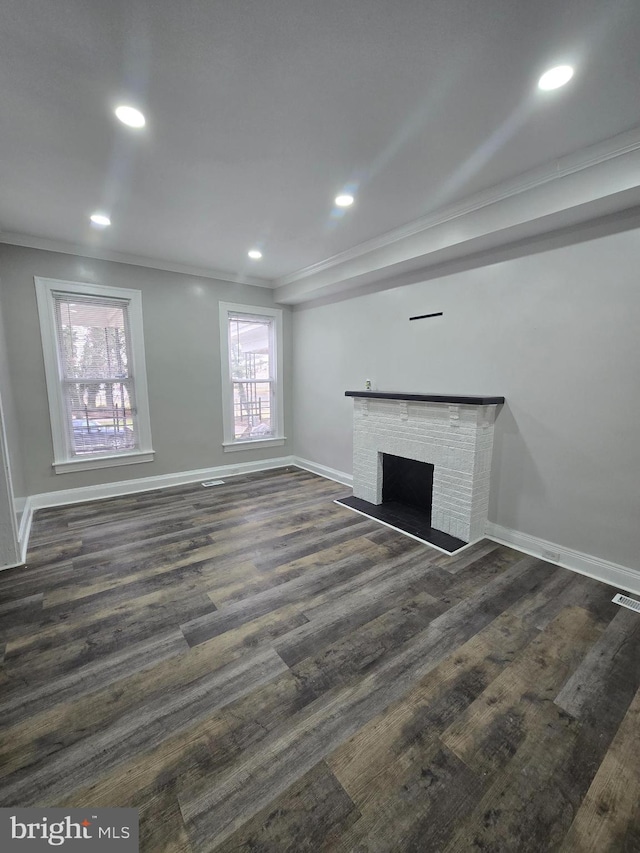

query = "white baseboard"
[10, 457, 637, 600]
[292, 456, 353, 488]
[1, 457, 299, 571]
[0, 558, 24, 571]
[298, 467, 640, 593]
[0, 498, 31, 571]
[486, 521, 640, 596]
[17, 496, 33, 564]
[11, 456, 345, 566]
[27, 456, 297, 512]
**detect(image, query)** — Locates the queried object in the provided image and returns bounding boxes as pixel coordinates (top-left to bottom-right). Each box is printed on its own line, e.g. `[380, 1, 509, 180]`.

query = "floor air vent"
[201, 480, 225, 487]
[612, 593, 640, 613]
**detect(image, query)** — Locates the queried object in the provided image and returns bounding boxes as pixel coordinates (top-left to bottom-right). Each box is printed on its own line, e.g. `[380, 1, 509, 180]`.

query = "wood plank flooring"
[1, 466, 639, 851]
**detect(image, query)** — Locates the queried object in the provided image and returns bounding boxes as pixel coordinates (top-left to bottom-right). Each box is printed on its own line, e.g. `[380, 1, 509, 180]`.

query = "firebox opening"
[382, 453, 434, 523]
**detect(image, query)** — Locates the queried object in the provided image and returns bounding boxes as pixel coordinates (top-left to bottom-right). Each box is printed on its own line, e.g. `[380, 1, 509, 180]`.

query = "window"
[35, 277, 154, 473]
[219, 303, 285, 451]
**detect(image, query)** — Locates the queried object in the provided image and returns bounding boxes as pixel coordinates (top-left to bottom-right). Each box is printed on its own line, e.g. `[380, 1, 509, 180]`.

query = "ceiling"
[1, 0, 639, 284]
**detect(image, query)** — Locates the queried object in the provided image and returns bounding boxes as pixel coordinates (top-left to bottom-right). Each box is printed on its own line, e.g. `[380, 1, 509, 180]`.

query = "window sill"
[222, 437, 286, 453]
[53, 450, 155, 474]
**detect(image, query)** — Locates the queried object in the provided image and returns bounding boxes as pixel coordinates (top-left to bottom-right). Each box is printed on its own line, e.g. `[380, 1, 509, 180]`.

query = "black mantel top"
[345, 391, 505, 405]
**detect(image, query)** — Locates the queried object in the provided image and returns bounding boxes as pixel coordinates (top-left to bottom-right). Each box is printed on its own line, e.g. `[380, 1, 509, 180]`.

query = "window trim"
[34, 277, 154, 474]
[219, 302, 285, 451]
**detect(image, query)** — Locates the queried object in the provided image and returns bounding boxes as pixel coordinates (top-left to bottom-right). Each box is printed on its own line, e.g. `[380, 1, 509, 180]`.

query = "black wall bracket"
[409, 312, 443, 321]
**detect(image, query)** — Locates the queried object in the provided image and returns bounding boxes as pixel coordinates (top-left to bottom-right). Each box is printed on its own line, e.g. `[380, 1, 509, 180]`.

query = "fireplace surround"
[341, 391, 504, 551]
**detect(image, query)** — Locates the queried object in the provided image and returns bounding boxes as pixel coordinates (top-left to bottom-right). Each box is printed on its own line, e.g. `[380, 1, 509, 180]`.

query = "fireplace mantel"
[345, 391, 505, 406]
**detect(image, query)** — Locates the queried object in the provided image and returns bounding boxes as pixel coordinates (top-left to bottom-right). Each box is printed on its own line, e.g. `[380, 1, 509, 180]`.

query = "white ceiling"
[1, 0, 639, 284]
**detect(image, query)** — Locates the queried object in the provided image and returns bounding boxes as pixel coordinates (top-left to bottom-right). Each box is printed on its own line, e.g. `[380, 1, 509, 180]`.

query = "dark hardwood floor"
[1, 466, 639, 851]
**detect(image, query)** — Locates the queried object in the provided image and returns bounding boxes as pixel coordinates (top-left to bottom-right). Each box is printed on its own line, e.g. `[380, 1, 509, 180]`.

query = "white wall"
[0, 245, 292, 497]
[292, 227, 640, 571]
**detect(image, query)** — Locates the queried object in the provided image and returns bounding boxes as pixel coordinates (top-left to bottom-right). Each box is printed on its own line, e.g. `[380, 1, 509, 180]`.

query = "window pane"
[64, 380, 137, 455]
[54, 295, 138, 456]
[56, 298, 130, 380]
[229, 316, 271, 382]
[232, 381, 273, 440]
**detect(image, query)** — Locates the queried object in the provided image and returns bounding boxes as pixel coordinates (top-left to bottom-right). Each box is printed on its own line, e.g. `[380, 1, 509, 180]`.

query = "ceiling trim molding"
[276, 126, 640, 288]
[0, 232, 275, 289]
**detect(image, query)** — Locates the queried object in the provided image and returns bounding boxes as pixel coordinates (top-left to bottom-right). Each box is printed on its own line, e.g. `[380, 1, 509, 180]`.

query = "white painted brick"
[350, 398, 498, 543]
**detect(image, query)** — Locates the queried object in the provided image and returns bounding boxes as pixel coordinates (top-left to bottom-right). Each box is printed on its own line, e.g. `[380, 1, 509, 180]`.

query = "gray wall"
[292, 227, 640, 570]
[0, 283, 23, 565]
[0, 245, 292, 496]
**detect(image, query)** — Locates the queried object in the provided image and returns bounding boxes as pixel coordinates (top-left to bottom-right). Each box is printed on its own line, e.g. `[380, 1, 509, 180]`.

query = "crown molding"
[276, 126, 640, 289]
[0, 232, 275, 289]
[3, 127, 640, 301]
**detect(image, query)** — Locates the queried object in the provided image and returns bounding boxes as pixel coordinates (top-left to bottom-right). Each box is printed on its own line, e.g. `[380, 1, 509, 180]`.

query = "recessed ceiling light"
[90, 213, 111, 227]
[114, 104, 146, 128]
[248, 249, 263, 260]
[335, 194, 354, 208]
[538, 65, 574, 91]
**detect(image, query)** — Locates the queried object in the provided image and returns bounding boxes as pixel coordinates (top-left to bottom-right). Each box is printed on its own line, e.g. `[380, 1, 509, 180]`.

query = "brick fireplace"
[342, 391, 504, 550]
